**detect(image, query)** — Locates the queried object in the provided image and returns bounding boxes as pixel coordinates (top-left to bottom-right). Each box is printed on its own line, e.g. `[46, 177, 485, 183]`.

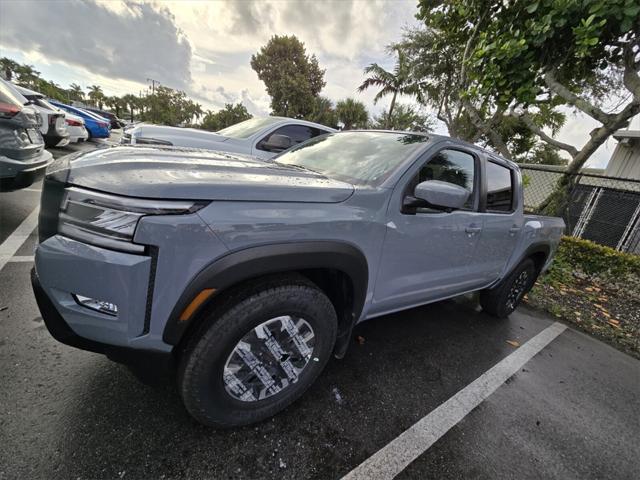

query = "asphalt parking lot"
[1, 138, 639, 480]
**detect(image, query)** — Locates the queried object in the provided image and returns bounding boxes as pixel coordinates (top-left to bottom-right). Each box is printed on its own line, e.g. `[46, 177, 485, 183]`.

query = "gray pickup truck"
[31, 130, 564, 427]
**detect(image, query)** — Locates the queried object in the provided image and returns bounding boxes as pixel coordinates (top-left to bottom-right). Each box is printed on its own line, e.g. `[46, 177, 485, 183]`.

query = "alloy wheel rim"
[223, 315, 316, 402]
[506, 270, 530, 311]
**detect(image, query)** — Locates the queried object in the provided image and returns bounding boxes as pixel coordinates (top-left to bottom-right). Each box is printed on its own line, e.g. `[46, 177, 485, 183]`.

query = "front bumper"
[34, 235, 156, 347]
[31, 267, 171, 366]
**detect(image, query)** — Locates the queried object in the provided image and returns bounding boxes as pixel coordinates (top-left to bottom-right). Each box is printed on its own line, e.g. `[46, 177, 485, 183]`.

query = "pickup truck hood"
[54, 146, 354, 203]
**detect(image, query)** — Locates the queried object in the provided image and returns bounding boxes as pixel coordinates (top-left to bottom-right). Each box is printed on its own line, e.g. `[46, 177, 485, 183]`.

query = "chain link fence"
[520, 165, 640, 255]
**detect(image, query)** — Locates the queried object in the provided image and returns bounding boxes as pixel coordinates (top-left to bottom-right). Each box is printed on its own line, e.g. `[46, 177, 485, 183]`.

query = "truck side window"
[486, 162, 514, 212]
[411, 149, 476, 210]
[258, 125, 329, 152]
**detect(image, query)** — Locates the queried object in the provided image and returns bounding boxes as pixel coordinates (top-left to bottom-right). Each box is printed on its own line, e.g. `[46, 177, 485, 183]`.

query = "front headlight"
[58, 187, 206, 253]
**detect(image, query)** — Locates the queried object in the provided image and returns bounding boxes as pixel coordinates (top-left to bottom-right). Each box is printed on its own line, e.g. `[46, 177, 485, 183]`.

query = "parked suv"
[0, 79, 52, 191]
[32, 131, 564, 426]
[14, 85, 70, 148]
[122, 116, 335, 159]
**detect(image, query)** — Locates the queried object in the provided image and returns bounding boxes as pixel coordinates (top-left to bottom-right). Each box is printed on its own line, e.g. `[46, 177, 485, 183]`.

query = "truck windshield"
[275, 131, 429, 185]
[218, 117, 281, 139]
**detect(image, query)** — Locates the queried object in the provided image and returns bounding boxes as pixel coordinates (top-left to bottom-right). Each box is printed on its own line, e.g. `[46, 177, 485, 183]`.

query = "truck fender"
[162, 241, 369, 355]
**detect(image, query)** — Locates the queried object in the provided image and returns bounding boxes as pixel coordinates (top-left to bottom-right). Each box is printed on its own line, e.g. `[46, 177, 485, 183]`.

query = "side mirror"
[261, 133, 292, 152]
[406, 180, 470, 211]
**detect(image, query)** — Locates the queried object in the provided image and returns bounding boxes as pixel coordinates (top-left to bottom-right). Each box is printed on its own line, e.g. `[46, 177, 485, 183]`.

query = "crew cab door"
[370, 146, 484, 317]
[474, 158, 523, 284]
[252, 124, 331, 159]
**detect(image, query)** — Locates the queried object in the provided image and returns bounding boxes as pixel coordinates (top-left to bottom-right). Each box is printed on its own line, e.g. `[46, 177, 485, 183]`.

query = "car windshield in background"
[36, 97, 60, 112]
[275, 131, 429, 186]
[217, 117, 282, 139]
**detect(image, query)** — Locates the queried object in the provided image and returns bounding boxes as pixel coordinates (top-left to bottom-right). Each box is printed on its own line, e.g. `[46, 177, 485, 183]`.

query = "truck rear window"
[486, 162, 514, 212]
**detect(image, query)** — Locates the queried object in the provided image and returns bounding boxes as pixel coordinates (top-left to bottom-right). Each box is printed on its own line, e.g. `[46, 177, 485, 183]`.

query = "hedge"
[544, 236, 640, 289]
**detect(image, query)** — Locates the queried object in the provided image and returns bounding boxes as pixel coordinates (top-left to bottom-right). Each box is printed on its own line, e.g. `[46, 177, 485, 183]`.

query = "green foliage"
[336, 98, 369, 130]
[140, 85, 203, 126]
[523, 143, 568, 165]
[553, 236, 640, 282]
[68, 83, 84, 101]
[358, 48, 418, 127]
[305, 96, 338, 128]
[251, 35, 326, 117]
[395, 25, 565, 158]
[371, 103, 434, 132]
[87, 85, 105, 109]
[200, 103, 253, 131]
[415, 0, 640, 107]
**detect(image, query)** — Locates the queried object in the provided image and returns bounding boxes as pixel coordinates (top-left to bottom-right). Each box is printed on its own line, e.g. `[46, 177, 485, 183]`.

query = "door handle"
[465, 225, 482, 234]
[509, 225, 521, 235]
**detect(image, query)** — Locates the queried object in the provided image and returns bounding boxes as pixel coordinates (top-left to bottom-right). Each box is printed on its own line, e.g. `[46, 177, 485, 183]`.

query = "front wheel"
[480, 258, 538, 318]
[178, 276, 337, 427]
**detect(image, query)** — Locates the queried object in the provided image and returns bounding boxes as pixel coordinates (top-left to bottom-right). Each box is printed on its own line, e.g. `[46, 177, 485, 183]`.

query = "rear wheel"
[480, 258, 537, 318]
[178, 275, 337, 427]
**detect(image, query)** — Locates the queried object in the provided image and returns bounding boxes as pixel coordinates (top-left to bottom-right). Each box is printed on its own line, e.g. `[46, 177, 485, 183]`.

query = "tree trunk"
[386, 90, 398, 129]
[537, 101, 640, 216]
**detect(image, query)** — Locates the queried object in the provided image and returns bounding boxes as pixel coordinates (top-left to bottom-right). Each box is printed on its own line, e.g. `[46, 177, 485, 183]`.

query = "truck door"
[474, 159, 522, 284]
[370, 147, 484, 317]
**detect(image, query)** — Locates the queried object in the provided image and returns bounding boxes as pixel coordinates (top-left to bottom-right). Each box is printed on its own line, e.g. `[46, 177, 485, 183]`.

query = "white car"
[64, 111, 88, 143]
[122, 117, 336, 159]
[13, 85, 70, 147]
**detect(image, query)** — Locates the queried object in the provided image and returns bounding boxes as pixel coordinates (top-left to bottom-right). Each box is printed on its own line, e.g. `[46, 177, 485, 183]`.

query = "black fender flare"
[520, 242, 551, 271]
[163, 241, 369, 350]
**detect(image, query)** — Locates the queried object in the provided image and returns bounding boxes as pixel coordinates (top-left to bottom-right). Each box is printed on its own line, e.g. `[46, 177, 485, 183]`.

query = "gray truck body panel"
[33, 133, 565, 354]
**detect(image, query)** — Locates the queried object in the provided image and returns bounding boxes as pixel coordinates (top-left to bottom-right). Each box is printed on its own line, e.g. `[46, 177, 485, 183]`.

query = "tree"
[523, 144, 568, 166]
[357, 48, 417, 128]
[0, 57, 20, 81]
[306, 96, 338, 128]
[335, 98, 368, 129]
[397, 25, 564, 161]
[200, 103, 253, 131]
[371, 103, 434, 132]
[104, 96, 127, 118]
[251, 35, 326, 117]
[121, 94, 139, 122]
[140, 86, 202, 126]
[415, 0, 640, 215]
[68, 83, 84, 102]
[87, 85, 104, 109]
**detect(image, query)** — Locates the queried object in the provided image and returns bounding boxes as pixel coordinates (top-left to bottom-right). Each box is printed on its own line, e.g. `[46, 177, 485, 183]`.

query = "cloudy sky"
[1, 0, 634, 167]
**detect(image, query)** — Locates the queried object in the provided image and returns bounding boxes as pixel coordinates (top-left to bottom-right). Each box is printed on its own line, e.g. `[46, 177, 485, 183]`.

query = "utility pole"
[147, 78, 159, 123]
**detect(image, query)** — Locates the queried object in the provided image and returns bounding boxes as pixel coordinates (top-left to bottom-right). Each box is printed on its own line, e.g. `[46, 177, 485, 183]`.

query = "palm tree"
[68, 83, 84, 102]
[121, 94, 138, 121]
[336, 98, 368, 130]
[357, 48, 416, 128]
[87, 85, 104, 108]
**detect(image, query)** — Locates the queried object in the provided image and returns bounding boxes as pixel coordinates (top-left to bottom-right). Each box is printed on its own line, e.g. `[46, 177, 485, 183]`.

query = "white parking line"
[341, 322, 568, 480]
[0, 207, 39, 272]
[3, 255, 35, 263]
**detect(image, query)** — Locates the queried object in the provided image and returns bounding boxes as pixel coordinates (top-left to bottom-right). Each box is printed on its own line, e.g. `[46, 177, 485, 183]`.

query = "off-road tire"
[178, 274, 337, 428]
[480, 258, 537, 318]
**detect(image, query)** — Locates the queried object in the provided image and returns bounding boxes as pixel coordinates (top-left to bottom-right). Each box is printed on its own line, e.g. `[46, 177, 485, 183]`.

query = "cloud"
[0, 0, 193, 89]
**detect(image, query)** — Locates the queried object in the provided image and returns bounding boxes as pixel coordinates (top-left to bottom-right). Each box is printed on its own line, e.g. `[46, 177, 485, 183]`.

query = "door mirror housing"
[406, 180, 470, 212]
[261, 133, 292, 152]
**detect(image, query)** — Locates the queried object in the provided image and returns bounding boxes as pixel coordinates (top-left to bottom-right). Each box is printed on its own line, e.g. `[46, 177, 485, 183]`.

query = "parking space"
[1, 143, 639, 479]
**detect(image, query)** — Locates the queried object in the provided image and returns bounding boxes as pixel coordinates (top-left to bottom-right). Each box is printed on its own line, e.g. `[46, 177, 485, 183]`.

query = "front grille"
[121, 132, 131, 144]
[38, 177, 65, 243]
